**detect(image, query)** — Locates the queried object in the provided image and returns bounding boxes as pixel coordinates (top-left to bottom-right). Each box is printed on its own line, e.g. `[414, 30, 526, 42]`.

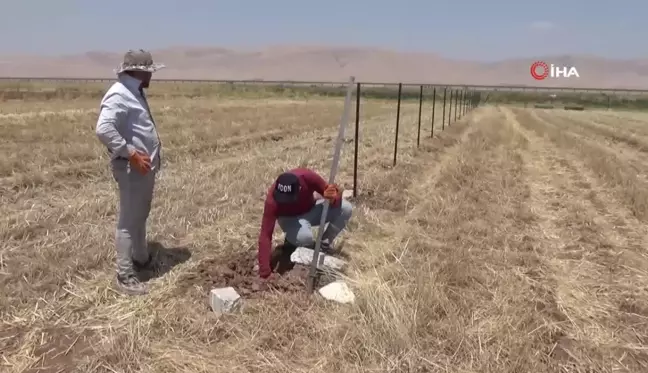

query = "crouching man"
[256, 168, 353, 283]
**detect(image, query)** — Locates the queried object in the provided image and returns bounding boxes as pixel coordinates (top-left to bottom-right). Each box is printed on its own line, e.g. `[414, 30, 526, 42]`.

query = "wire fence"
[350, 83, 481, 196]
[1, 77, 647, 94]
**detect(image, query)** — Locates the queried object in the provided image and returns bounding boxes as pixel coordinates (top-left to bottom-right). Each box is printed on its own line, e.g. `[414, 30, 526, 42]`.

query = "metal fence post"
[454, 89, 458, 122]
[442, 87, 447, 131]
[607, 95, 611, 110]
[448, 90, 453, 125]
[459, 90, 464, 117]
[393, 83, 402, 167]
[353, 82, 361, 198]
[416, 85, 423, 148]
[460, 90, 464, 115]
[431, 87, 436, 138]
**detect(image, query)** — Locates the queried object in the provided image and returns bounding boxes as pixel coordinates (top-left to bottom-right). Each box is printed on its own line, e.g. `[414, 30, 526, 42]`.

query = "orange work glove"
[323, 183, 340, 202]
[129, 150, 152, 175]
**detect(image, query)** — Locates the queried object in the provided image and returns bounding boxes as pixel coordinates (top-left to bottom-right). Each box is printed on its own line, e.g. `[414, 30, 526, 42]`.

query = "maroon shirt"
[257, 168, 341, 278]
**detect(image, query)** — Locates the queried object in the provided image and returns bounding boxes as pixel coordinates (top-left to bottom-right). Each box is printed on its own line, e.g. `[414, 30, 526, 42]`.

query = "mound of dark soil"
[177, 245, 335, 298]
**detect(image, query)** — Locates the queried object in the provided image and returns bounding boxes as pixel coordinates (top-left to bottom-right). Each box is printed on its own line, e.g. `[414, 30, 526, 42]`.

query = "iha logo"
[530, 61, 580, 80]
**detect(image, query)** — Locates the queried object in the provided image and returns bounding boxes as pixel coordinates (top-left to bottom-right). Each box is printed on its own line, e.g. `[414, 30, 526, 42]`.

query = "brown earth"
[177, 248, 336, 301]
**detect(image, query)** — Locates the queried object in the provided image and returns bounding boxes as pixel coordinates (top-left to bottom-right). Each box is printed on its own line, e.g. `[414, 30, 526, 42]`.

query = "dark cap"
[272, 172, 300, 204]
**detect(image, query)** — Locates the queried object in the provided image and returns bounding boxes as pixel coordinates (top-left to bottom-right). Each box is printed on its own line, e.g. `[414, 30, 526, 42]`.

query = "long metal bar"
[306, 75, 356, 294]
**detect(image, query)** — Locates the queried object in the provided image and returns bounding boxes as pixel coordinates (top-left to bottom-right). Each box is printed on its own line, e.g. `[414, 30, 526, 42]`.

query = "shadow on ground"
[137, 241, 192, 282]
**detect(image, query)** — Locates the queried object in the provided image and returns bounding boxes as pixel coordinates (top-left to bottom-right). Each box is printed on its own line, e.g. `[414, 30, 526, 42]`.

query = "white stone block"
[318, 280, 355, 304]
[290, 247, 347, 271]
[210, 287, 242, 316]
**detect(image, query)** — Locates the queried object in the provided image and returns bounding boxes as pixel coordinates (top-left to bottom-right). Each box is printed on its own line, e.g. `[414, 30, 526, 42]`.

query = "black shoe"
[270, 239, 296, 266]
[133, 254, 154, 271]
[319, 239, 333, 254]
[304, 239, 332, 253]
[282, 239, 297, 254]
[268, 239, 297, 274]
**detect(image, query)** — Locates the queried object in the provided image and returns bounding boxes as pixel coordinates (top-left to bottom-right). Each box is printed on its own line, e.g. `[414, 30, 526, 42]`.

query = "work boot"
[319, 239, 333, 254]
[305, 239, 332, 253]
[114, 273, 148, 296]
[269, 239, 298, 274]
[133, 254, 154, 271]
[282, 238, 297, 255]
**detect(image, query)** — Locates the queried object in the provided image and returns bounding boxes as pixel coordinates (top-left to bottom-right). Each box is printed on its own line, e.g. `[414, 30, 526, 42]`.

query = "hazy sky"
[0, 1, 644, 61]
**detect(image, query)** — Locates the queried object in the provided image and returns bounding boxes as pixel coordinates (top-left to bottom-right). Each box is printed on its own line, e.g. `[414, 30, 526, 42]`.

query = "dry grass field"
[2, 85, 648, 373]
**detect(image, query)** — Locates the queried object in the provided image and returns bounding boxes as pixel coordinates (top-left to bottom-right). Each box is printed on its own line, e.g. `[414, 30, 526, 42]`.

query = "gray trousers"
[111, 160, 156, 277]
[277, 199, 353, 247]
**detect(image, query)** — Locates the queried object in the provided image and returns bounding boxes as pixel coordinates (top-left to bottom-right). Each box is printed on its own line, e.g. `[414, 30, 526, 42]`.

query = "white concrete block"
[290, 247, 347, 271]
[318, 280, 355, 304]
[210, 287, 242, 316]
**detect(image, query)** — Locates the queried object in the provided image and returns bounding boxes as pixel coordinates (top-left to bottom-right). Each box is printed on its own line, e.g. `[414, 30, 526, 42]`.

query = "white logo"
[277, 183, 292, 193]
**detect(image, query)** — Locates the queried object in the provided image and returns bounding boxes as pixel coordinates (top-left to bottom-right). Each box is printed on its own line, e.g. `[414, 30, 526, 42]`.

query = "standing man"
[257, 168, 353, 284]
[95, 49, 165, 295]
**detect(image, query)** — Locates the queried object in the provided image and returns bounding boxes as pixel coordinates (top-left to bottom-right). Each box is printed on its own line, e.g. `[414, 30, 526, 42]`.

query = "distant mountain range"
[1, 45, 647, 89]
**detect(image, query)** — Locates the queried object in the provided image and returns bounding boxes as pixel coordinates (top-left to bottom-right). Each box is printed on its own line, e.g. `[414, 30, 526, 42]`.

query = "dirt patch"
[25, 327, 95, 373]
[177, 247, 336, 299]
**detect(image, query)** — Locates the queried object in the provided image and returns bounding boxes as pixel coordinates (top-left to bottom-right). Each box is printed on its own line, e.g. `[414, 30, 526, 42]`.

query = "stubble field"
[2, 86, 648, 373]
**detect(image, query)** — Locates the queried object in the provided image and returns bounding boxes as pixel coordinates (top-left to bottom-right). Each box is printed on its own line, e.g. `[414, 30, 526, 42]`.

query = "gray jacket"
[95, 74, 161, 171]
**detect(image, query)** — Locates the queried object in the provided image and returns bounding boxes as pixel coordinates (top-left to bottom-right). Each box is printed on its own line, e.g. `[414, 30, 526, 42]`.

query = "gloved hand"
[129, 150, 152, 175]
[323, 183, 340, 202]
